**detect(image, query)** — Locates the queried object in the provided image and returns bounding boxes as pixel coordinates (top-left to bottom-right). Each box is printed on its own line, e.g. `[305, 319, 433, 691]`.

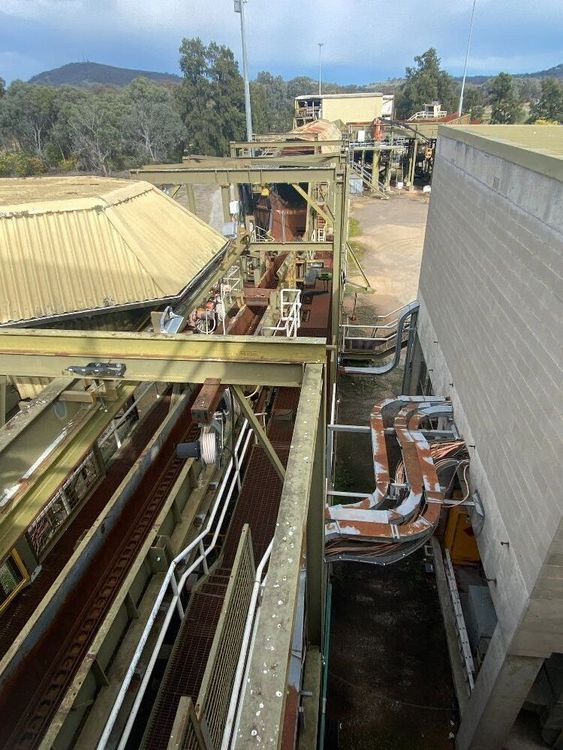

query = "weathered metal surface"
[0, 384, 136, 565]
[0, 178, 226, 326]
[234, 363, 324, 750]
[0, 329, 326, 386]
[326, 397, 466, 557]
[133, 165, 339, 187]
[191, 379, 225, 424]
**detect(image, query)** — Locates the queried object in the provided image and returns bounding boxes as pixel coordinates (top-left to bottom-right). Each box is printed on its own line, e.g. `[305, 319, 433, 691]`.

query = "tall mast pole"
[318, 42, 324, 96]
[458, 0, 477, 116]
[235, 0, 253, 140]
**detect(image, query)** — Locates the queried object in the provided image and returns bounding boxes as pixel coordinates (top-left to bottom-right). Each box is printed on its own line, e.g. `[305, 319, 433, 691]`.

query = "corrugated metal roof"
[0, 176, 227, 325]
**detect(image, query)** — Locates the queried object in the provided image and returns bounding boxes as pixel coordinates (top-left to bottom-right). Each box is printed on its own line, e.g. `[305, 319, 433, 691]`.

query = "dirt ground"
[326, 191, 458, 750]
[347, 192, 430, 316]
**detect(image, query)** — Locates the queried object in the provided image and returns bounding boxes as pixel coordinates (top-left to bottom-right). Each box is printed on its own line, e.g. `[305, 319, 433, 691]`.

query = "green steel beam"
[0, 330, 326, 387]
[0, 378, 72, 454]
[0, 383, 137, 565]
[232, 386, 285, 481]
[291, 183, 334, 225]
[247, 241, 333, 254]
[133, 166, 338, 187]
[234, 363, 324, 750]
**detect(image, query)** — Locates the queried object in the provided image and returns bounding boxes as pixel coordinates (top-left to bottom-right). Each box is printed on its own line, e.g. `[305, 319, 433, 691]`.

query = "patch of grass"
[348, 217, 362, 238]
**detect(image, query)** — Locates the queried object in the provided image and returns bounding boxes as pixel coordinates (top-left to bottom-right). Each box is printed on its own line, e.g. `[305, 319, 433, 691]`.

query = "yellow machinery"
[444, 507, 480, 565]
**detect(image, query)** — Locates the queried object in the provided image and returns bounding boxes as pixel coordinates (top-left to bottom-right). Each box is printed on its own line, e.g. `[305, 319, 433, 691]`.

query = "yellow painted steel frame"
[0, 330, 326, 386]
[0, 383, 136, 565]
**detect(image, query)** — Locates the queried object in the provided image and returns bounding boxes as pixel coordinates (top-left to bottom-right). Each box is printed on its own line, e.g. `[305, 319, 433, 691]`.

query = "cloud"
[0, 0, 561, 83]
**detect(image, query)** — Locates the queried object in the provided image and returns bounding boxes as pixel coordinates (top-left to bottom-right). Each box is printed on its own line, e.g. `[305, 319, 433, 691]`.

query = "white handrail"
[97, 419, 252, 750]
[220, 539, 274, 749]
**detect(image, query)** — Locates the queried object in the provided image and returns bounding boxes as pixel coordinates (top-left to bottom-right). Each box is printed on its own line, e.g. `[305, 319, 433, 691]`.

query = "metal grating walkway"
[141, 388, 299, 750]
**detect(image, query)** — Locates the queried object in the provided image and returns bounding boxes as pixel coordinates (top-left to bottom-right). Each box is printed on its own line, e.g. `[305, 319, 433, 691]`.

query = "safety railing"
[198, 525, 255, 748]
[407, 109, 447, 120]
[221, 539, 273, 749]
[252, 225, 275, 243]
[97, 419, 253, 750]
[348, 160, 389, 199]
[262, 289, 302, 338]
[340, 303, 413, 353]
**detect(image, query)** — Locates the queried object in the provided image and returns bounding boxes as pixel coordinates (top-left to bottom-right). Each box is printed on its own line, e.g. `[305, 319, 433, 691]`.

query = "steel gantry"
[134, 154, 349, 372]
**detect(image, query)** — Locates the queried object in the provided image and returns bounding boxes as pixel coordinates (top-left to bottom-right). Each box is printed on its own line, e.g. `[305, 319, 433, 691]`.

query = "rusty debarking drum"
[326, 396, 470, 565]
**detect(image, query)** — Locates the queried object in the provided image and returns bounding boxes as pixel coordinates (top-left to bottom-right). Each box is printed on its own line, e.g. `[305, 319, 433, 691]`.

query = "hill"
[461, 63, 563, 86]
[29, 62, 181, 87]
[519, 62, 563, 80]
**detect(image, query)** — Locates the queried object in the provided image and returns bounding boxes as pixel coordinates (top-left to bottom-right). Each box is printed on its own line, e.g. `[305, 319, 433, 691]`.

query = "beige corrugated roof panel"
[0, 176, 227, 325]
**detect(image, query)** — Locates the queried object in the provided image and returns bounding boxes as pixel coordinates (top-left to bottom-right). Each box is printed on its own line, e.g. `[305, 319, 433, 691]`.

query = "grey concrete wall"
[418, 134, 563, 645]
[417, 133, 563, 749]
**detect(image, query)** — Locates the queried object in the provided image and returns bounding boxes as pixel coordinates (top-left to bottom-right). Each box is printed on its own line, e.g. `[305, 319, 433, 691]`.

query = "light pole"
[458, 0, 477, 116]
[234, 0, 253, 141]
[318, 42, 324, 96]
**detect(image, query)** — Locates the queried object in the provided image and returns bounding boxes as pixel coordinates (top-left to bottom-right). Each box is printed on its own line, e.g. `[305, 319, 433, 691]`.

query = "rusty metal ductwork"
[326, 396, 469, 565]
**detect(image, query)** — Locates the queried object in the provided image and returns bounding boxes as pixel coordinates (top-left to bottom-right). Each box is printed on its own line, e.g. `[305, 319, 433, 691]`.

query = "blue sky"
[1, 0, 562, 84]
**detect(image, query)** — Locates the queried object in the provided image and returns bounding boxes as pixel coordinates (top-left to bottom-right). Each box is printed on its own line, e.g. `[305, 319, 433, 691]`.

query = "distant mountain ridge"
[29, 61, 181, 86]
[28, 59, 563, 89]
[459, 63, 563, 85]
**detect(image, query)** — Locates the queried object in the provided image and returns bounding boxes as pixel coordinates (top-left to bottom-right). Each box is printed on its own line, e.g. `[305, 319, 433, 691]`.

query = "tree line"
[0, 42, 561, 178]
[395, 48, 563, 125]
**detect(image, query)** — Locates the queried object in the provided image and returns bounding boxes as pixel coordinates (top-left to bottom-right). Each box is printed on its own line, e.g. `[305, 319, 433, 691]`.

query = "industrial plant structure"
[0, 120, 560, 750]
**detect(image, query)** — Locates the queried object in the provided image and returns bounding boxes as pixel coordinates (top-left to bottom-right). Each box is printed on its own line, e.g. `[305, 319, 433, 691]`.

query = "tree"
[488, 73, 523, 124]
[395, 48, 458, 119]
[122, 77, 187, 162]
[176, 37, 245, 155]
[56, 88, 123, 174]
[250, 72, 292, 133]
[529, 77, 563, 123]
[0, 81, 57, 158]
[463, 85, 485, 121]
[0, 78, 5, 99]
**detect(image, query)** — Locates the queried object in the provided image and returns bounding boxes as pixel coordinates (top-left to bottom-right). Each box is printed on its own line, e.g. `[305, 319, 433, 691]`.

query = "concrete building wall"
[321, 95, 382, 123]
[416, 128, 563, 749]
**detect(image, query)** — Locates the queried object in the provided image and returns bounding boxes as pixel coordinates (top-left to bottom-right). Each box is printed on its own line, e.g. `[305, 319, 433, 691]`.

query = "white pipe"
[116, 426, 253, 750]
[98, 420, 250, 749]
[220, 540, 273, 749]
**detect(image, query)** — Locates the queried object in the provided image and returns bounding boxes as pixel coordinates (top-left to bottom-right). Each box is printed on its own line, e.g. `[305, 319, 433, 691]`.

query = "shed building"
[294, 92, 393, 128]
[0, 176, 227, 399]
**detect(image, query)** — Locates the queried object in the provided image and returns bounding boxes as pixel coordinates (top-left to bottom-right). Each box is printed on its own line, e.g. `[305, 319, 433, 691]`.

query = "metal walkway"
[140, 389, 299, 750]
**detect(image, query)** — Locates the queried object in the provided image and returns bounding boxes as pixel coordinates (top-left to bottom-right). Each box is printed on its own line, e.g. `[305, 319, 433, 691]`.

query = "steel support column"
[232, 386, 286, 481]
[221, 185, 231, 222]
[185, 184, 196, 214]
[234, 363, 324, 750]
[0, 375, 6, 427]
[331, 168, 347, 373]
